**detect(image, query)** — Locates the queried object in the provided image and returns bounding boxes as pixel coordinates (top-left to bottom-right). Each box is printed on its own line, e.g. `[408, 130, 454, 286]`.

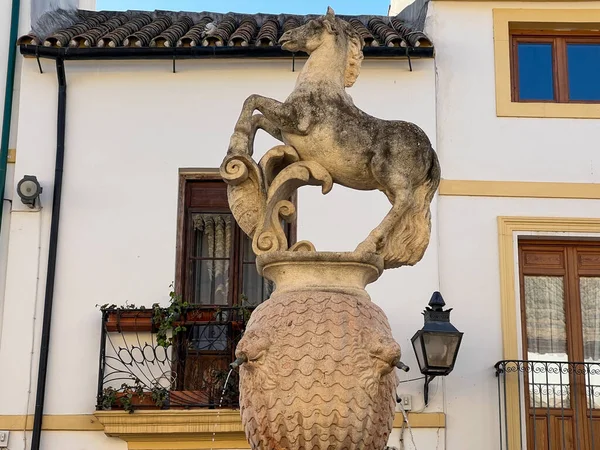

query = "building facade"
[0, 1, 599, 449]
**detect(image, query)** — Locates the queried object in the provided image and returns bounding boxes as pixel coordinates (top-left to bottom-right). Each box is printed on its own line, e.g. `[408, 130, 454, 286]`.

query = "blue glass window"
[517, 43, 555, 101]
[567, 43, 600, 101]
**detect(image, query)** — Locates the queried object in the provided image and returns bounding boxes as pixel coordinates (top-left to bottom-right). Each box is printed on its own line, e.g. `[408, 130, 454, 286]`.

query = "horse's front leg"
[229, 94, 305, 154]
[248, 114, 283, 153]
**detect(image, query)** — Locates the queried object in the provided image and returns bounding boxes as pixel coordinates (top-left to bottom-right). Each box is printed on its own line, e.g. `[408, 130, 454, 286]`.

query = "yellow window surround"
[497, 216, 600, 450]
[493, 8, 600, 119]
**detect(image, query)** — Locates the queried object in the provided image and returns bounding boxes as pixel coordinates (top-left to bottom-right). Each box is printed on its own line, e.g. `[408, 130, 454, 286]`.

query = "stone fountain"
[220, 7, 440, 450]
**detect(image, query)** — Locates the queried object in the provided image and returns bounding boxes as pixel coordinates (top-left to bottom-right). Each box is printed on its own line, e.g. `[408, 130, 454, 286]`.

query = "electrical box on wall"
[0, 431, 9, 448]
[397, 394, 412, 411]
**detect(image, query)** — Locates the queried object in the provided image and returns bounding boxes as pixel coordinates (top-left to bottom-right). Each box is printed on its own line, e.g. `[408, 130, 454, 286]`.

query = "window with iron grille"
[173, 175, 294, 400]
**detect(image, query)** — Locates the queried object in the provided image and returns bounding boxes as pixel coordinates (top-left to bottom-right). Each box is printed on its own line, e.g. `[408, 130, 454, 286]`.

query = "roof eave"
[19, 44, 434, 61]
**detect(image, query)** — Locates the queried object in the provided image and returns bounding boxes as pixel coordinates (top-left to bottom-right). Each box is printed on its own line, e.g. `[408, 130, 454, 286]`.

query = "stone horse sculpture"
[226, 7, 440, 269]
[220, 7, 440, 450]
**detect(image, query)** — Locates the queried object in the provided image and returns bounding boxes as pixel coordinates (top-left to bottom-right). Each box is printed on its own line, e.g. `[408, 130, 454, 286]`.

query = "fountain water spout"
[230, 355, 247, 369]
[395, 361, 410, 372]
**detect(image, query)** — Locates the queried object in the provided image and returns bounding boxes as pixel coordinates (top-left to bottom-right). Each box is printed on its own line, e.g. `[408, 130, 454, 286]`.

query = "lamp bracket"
[423, 375, 436, 405]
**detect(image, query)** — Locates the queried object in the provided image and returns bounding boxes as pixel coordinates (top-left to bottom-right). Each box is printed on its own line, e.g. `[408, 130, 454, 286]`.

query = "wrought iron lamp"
[411, 291, 463, 404]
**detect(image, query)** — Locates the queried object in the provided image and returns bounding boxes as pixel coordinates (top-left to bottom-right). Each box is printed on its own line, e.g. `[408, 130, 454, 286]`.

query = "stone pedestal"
[236, 252, 400, 450]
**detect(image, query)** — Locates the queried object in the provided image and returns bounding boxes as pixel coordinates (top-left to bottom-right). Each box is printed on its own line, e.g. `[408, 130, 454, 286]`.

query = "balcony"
[495, 360, 600, 450]
[96, 306, 252, 412]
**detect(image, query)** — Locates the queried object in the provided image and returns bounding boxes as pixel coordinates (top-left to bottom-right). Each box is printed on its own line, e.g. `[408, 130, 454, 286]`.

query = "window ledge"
[497, 101, 600, 119]
[94, 410, 445, 449]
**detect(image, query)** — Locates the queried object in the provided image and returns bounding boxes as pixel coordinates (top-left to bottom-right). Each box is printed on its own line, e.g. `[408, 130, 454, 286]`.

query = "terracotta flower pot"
[114, 392, 156, 409]
[105, 310, 155, 332]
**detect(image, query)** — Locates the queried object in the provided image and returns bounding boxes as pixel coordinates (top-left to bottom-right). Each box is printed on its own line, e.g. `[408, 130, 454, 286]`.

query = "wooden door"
[519, 241, 600, 450]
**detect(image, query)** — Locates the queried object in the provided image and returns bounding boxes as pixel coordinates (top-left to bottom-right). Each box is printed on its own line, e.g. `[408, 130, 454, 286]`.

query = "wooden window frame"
[510, 30, 600, 105]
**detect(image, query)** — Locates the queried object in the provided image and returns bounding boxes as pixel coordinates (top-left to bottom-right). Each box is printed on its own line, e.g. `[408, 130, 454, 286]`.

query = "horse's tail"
[382, 150, 441, 269]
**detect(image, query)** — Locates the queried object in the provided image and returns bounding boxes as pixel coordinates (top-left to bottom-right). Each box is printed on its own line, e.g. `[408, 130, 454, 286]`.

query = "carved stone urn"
[236, 252, 400, 450]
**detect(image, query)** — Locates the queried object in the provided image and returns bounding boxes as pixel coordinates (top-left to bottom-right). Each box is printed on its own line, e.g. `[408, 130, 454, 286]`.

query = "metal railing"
[96, 306, 252, 412]
[495, 360, 600, 450]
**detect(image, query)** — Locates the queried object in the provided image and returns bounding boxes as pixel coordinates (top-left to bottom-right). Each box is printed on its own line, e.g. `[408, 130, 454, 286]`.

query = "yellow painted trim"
[393, 412, 445, 428]
[7, 148, 15, 163]
[0, 410, 444, 449]
[128, 439, 250, 449]
[498, 216, 600, 450]
[493, 8, 600, 119]
[95, 410, 444, 449]
[0, 415, 103, 431]
[95, 410, 245, 436]
[439, 180, 600, 200]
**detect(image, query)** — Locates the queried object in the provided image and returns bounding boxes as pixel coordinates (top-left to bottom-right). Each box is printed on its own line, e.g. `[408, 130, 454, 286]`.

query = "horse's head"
[279, 7, 365, 87]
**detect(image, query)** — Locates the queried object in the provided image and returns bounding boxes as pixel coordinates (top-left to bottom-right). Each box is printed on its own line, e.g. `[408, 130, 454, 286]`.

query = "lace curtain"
[524, 276, 568, 356]
[581, 277, 600, 361]
[192, 213, 232, 305]
[525, 276, 600, 360]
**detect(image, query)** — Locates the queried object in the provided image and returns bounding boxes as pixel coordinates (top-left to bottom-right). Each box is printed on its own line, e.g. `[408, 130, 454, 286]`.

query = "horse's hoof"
[355, 240, 378, 255]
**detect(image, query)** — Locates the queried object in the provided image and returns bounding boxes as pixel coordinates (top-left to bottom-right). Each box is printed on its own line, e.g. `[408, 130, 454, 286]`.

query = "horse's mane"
[323, 16, 365, 88]
[337, 19, 365, 88]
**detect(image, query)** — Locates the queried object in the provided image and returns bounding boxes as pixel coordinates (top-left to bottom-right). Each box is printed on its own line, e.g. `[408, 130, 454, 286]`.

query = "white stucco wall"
[0, 57, 437, 448]
[78, 0, 95, 10]
[390, 0, 416, 16]
[428, 1, 600, 183]
[427, 2, 600, 450]
[0, 0, 30, 368]
[439, 196, 600, 450]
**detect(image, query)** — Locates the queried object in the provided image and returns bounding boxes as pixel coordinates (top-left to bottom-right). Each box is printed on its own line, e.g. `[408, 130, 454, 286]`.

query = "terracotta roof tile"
[123, 15, 172, 47]
[69, 14, 130, 48]
[177, 16, 212, 47]
[348, 18, 379, 47]
[256, 18, 279, 47]
[97, 13, 153, 48]
[150, 16, 193, 48]
[18, 9, 433, 50]
[229, 17, 258, 47]
[368, 18, 403, 47]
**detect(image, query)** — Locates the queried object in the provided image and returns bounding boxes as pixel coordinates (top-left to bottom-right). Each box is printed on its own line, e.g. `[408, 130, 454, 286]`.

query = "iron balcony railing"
[96, 306, 253, 412]
[495, 360, 600, 450]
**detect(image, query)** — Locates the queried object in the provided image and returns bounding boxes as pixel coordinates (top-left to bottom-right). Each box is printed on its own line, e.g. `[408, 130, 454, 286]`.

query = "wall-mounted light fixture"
[411, 292, 463, 404]
[17, 175, 42, 208]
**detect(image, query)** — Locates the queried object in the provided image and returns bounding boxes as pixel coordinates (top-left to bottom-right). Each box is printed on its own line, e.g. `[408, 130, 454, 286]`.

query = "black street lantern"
[411, 291, 463, 404]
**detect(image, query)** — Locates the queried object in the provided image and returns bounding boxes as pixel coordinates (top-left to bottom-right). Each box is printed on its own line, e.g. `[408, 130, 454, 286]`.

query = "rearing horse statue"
[227, 7, 440, 269]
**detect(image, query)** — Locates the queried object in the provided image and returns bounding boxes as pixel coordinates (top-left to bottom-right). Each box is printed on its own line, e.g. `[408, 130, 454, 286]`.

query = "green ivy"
[151, 386, 169, 408]
[152, 285, 188, 348]
[100, 387, 117, 410]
